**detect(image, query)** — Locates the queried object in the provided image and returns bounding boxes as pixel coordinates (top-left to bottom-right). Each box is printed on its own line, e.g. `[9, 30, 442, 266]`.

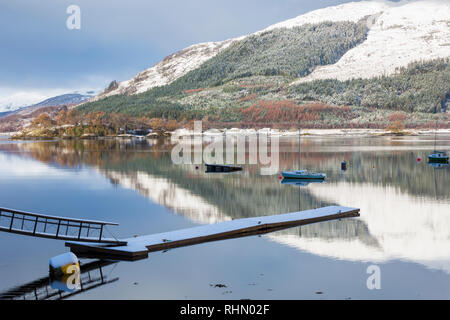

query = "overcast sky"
[0, 0, 380, 107]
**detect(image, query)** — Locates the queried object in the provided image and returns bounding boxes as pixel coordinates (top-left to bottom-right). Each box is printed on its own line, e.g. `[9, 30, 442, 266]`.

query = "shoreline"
[3, 128, 450, 140]
[171, 128, 450, 137]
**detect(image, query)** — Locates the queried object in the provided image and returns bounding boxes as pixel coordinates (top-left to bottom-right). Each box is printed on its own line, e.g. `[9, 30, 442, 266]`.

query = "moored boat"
[428, 151, 449, 163]
[428, 119, 448, 164]
[205, 164, 243, 173]
[281, 170, 326, 180]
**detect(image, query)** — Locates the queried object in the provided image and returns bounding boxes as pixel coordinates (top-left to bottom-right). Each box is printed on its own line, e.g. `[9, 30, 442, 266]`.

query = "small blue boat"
[428, 151, 449, 163]
[428, 121, 448, 163]
[281, 127, 326, 181]
[281, 170, 326, 180]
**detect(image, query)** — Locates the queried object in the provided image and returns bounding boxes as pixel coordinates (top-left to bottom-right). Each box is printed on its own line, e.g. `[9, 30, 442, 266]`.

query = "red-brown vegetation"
[239, 100, 353, 123]
[239, 93, 257, 102]
[184, 88, 205, 94]
[238, 84, 272, 89]
[385, 120, 406, 133]
[387, 112, 408, 122]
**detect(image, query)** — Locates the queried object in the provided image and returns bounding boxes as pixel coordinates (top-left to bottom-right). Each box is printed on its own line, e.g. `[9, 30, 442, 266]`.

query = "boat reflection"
[428, 162, 449, 169]
[281, 178, 325, 187]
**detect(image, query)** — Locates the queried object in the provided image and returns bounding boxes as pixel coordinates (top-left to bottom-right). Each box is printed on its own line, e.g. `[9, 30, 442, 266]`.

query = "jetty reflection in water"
[0, 135, 449, 299]
[0, 260, 118, 300]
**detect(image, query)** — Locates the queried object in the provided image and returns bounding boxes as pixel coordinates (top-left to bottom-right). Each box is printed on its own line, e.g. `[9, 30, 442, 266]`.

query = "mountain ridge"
[93, 0, 450, 101]
[7, 0, 450, 137]
[0, 93, 93, 119]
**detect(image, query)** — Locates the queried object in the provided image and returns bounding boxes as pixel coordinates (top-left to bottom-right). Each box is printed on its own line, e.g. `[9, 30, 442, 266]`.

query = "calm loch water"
[0, 134, 449, 299]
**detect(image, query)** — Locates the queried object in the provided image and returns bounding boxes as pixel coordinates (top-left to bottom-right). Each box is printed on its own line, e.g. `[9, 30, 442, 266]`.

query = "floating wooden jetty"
[66, 206, 360, 261]
[0, 207, 126, 245]
[0, 205, 360, 261]
[205, 163, 243, 173]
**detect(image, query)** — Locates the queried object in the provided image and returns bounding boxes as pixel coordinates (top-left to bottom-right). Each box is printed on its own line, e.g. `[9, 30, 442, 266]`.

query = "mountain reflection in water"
[0, 136, 449, 277]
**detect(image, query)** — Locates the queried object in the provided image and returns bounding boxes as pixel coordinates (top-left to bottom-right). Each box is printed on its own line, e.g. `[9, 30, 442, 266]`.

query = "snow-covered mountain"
[0, 90, 96, 115]
[293, 0, 450, 83]
[18, 93, 93, 114]
[93, 39, 240, 101]
[0, 92, 94, 118]
[0, 91, 57, 114]
[95, 0, 450, 99]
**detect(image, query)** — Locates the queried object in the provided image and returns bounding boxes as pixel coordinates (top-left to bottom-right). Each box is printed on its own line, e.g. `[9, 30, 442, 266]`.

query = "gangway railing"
[0, 207, 126, 245]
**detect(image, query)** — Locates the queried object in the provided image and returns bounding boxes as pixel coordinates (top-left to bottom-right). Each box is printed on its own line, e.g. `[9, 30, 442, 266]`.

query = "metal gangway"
[0, 207, 126, 245]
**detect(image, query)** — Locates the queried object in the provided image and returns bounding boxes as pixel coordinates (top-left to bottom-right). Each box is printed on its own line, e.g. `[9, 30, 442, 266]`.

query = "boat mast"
[434, 105, 438, 152]
[298, 122, 301, 211]
[434, 119, 438, 151]
[298, 126, 301, 170]
[298, 121, 301, 169]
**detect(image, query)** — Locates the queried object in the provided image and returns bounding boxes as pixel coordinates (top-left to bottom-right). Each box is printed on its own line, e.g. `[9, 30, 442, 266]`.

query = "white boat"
[281, 170, 326, 180]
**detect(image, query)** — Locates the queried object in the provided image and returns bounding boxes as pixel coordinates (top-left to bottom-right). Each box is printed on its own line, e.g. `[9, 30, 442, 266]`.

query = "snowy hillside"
[94, 39, 240, 100]
[261, 0, 391, 31]
[0, 91, 57, 113]
[94, 0, 450, 99]
[294, 0, 450, 83]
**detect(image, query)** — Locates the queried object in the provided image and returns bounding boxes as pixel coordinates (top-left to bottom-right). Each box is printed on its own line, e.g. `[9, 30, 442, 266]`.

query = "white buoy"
[49, 252, 80, 277]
